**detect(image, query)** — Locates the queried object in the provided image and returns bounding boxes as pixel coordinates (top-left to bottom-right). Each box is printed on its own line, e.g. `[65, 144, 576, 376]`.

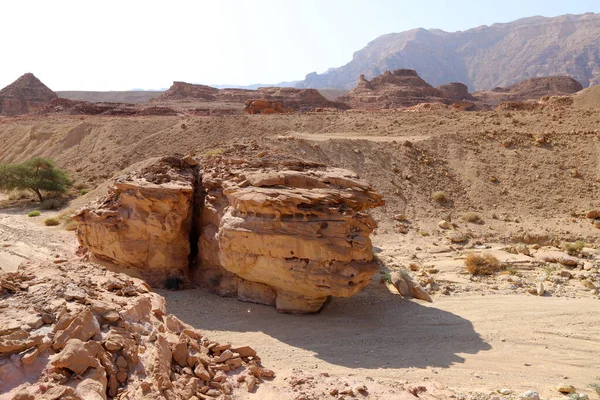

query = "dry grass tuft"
[465, 253, 502, 275]
[462, 212, 483, 224]
[431, 191, 448, 203]
[64, 220, 78, 231]
[44, 218, 60, 226]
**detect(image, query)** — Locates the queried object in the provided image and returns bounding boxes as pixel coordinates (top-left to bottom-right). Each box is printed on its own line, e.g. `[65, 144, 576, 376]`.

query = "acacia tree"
[0, 157, 72, 202]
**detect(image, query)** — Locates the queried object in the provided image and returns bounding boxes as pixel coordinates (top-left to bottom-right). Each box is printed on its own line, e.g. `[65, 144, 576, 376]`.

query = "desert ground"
[1, 107, 600, 399]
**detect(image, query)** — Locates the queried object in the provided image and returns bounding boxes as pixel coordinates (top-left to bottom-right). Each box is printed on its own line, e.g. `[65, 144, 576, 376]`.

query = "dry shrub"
[8, 190, 31, 200]
[465, 253, 502, 275]
[431, 191, 448, 203]
[41, 199, 62, 210]
[64, 220, 78, 231]
[462, 212, 483, 224]
[44, 218, 60, 226]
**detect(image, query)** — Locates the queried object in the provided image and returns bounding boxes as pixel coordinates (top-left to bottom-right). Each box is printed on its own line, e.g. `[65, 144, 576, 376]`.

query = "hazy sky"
[2, 0, 599, 91]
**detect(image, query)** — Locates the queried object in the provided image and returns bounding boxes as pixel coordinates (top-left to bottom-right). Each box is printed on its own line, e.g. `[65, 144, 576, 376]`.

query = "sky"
[2, 0, 600, 91]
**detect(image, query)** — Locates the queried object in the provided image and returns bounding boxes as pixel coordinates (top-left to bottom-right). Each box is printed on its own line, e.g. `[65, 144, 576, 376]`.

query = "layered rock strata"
[152, 81, 347, 111]
[74, 154, 384, 314]
[197, 158, 385, 313]
[0, 73, 57, 116]
[74, 157, 197, 287]
[338, 69, 448, 109]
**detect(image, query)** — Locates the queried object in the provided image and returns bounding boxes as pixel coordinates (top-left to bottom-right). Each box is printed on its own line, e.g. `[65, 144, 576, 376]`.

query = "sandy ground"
[1, 205, 598, 399]
[159, 286, 600, 399]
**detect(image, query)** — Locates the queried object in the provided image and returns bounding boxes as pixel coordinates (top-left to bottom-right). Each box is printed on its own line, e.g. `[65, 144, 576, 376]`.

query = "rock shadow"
[159, 282, 491, 370]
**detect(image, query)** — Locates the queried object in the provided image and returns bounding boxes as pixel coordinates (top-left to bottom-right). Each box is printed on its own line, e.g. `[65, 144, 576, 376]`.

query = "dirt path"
[0, 202, 78, 272]
[278, 131, 432, 142]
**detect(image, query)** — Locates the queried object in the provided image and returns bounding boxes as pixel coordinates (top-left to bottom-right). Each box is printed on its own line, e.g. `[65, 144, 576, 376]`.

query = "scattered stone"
[519, 390, 540, 400]
[556, 384, 576, 394]
[536, 282, 545, 296]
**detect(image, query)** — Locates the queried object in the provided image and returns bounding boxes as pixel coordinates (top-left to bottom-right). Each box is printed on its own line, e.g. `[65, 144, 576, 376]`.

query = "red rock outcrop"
[437, 82, 476, 101]
[473, 76, 583, 105]
[243, 100, 291, 114]
[338, 69, 448, 109]
[74, 153, 384, 314]
[152, 82, 347, 111]
[37, 98, 179, 116]
[0, 262, 270, 399]
[155, 81, 219, 101]
[0, 73, 57, 116]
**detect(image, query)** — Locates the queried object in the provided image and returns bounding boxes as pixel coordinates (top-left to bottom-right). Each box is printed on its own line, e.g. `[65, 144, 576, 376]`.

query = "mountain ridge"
[296, 12, 600, 91]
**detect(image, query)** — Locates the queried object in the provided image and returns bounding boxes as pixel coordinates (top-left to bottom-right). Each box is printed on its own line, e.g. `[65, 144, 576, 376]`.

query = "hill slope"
[297, 13, 600, 91]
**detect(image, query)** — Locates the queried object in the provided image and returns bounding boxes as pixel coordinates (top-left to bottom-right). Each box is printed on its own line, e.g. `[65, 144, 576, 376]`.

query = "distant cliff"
[297, 13, 600, 91]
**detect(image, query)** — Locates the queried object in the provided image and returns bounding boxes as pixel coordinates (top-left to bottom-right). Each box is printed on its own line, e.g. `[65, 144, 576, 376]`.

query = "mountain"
[0, 73, 57, 116]
[296, 13, 600, 91]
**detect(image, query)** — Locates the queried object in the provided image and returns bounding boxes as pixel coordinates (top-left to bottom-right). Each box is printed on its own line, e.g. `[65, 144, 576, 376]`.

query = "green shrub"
[27, 210, 41, 217]
[80, 189, 89, 195]
[380, 272, 391, 284]
[563, 240, 586, 256]
[44, 218, 60, 226]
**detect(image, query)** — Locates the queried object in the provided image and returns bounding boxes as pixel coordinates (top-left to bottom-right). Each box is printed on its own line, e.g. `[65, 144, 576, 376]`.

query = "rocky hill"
[338, 69, 447, 109]
[153, 82, 347, 111]
[473, 76, 584, 105]
[297, 13, 600, 91]
[0, 73, 57, 116]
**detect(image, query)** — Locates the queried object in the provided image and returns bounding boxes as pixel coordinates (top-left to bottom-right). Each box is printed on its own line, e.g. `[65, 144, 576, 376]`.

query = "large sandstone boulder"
[0, 73, 57, 116]
[74, 154, 384, 314]
[198, 160, 384, 313]
[338, 69, 448, 109]
[74, 157, 197, 286]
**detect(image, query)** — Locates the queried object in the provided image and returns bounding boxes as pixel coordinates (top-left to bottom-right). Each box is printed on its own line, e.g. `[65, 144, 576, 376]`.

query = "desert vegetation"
[0, 157, 71, 202]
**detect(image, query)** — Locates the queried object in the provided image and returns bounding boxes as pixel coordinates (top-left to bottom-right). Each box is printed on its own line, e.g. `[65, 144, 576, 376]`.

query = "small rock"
[117, 371, 128, 383]
[438, 220, 450, 229]
[394, 213, 408, 221]
[559, 270, 572, 279]
[536, 282, 545, 296]
[245, 375, 257, 392]
[586, 210, 599, 219]
[518, 390, 540, 400]
[448, 232, 468, 243]
[116, 356, 128, 368]
[556, 384, 575, 394]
